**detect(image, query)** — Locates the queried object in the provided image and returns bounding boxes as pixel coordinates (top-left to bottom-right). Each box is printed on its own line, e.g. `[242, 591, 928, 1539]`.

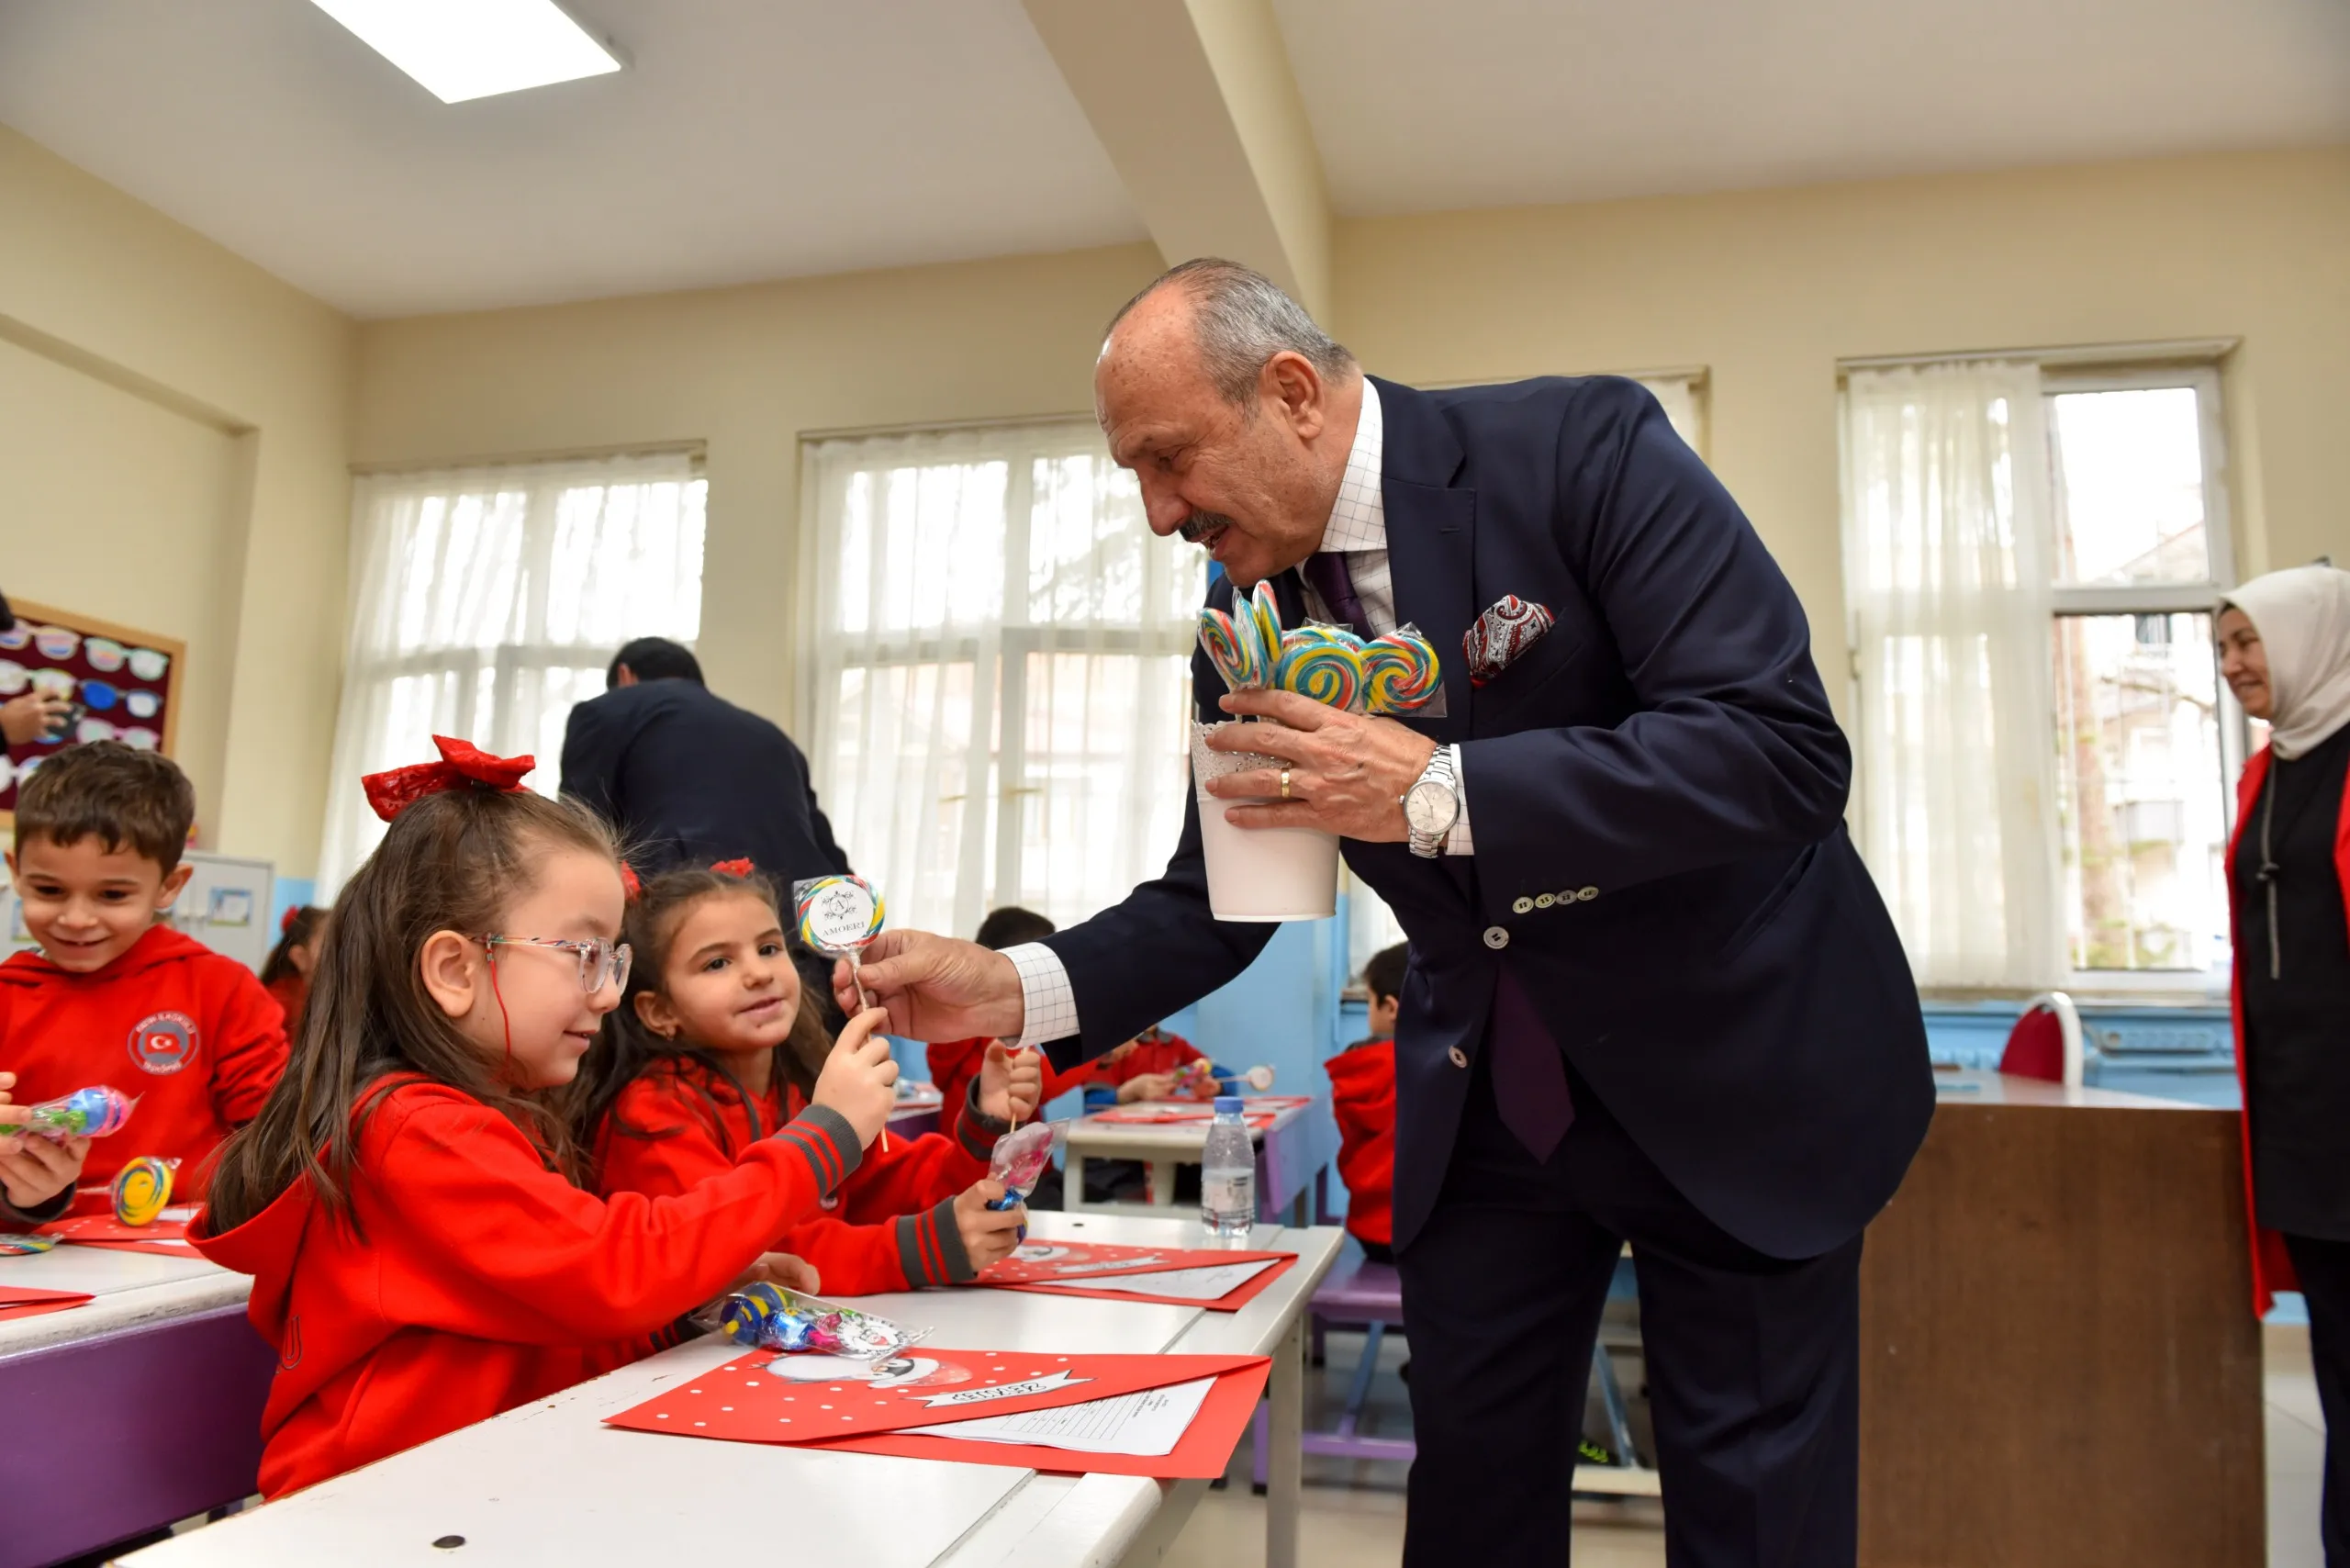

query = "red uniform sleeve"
[771, 1196, 977, 1294]
[364, 1087, 860, 1346]
[835, 1115, 990, 1226]
[594, 1078, 741, 1202]
[206, 962, 293, 1127]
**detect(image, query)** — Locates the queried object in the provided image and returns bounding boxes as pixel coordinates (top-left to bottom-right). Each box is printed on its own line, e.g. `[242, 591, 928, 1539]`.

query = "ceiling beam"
[1022, 0, 1332, 320]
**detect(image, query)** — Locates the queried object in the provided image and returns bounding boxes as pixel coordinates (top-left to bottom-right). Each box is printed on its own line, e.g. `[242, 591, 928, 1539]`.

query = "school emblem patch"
[128, 1011, 198, 1075]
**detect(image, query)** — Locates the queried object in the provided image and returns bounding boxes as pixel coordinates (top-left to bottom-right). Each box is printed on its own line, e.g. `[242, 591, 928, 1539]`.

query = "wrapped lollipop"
[112, 1156, 177, 1226]
[1274, 625, 1369, 711]
[983, 1119, 1063, 1213]
[1198, 605, 1270, 693]
[6, 1085, 133, 1142]
[1361, 625, 1443, 713]
[793, 875, 886, 1011]
[714, 1282, 923, 1360]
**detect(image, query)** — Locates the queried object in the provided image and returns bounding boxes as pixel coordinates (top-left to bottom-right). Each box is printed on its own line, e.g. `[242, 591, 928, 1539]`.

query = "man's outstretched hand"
[835, 931, 1027, 1043]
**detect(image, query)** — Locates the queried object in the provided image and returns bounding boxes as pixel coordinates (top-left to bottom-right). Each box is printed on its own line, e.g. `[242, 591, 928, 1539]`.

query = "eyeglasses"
[472, 935, 632, 994]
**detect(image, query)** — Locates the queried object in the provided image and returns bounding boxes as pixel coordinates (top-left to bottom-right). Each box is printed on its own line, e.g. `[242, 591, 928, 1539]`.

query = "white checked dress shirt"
[1004, 379, 1471, 1048]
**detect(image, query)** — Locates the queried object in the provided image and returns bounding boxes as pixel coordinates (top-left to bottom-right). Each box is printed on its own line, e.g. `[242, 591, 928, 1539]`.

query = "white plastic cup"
[1192, 720, 1339, 922]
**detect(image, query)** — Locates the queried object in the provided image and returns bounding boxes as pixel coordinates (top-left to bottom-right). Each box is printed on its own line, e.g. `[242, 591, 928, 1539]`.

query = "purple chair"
[1252, 1258, 1415, 1484]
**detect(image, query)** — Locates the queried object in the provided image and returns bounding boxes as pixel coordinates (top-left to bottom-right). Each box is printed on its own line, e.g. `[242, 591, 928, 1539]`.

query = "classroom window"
[802, 423, 1203, 939]
[1842, 359, 2237, 992]
[319, 452, 707, 893]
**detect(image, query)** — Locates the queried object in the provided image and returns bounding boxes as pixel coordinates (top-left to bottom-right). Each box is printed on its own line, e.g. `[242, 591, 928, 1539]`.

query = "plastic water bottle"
[1200, 1097, 1257, 1238]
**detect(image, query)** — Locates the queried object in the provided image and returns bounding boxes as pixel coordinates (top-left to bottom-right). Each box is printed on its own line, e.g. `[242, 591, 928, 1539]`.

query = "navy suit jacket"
[559, 679, 851, 883]
[1040, 375, 1932, 1260]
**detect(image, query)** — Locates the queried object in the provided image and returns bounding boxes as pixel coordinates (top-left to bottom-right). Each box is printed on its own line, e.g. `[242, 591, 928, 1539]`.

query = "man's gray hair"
[1105, 258, 1356, 407]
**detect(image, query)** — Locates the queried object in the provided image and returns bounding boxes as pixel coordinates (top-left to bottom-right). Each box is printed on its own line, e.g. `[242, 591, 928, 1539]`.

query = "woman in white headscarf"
[2220, 563, 2350, 1565]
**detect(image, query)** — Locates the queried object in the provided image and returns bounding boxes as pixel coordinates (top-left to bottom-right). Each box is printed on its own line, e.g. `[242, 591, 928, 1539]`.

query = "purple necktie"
[1300, 551, 1372, 637]
[1489, 965, 1574, 1163]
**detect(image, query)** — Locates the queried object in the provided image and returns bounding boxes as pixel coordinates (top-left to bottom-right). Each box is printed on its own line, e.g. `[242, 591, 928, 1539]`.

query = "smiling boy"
[0, 742, 288, 1225]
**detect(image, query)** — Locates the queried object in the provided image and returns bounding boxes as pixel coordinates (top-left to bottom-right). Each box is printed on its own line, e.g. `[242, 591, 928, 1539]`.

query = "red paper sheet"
[35, 1215, 197, 1257]
[605, 1347, 1267, 1449]
[0, 1283, 93, 1319]
[1001, 1255, 1296, 1313]
[977, 1238, 1290, 1285]
[813, 1359, 1271, 1479]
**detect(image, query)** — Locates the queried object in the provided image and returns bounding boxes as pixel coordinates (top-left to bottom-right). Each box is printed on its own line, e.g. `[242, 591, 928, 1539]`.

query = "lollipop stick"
[849, 952, 888, 1152]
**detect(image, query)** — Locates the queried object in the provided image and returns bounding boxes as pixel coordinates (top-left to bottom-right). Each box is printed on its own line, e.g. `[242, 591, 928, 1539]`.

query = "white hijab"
[2222, 565, 2350, 759]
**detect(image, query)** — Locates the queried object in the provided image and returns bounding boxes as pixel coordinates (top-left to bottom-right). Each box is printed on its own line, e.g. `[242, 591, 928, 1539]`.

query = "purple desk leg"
[1, 1304, 276, 1568]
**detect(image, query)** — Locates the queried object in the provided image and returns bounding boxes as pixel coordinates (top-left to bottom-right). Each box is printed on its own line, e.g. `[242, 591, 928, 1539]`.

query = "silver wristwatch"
[1402, 745, 1460, 859]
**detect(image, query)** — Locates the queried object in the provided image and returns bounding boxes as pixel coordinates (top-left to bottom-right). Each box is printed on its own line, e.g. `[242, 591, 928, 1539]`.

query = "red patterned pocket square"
[1463, 596, 1556, 688]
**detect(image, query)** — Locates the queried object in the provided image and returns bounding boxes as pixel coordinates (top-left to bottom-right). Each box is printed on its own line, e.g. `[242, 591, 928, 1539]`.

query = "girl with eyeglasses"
[196, 739, 901, 1498]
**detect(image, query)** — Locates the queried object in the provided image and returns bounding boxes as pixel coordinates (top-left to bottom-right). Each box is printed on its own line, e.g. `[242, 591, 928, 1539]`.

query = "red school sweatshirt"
[0, 924, 288, 1214]
[1324, 1039, 1396, 1249]
[192, 1077, 859, 1498]
[595, 1058, 1002, 1293]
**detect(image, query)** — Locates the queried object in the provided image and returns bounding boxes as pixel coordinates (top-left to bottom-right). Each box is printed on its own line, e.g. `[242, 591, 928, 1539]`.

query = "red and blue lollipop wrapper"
[983, 1119, 1062, 1212]
[706, 1283, 923, 1360]
[7, 1085, 134, 1142]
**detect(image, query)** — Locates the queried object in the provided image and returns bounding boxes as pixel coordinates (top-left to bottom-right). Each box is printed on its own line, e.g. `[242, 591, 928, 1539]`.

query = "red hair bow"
[711, 857, 755, 877]
[362, 735, 534, 823]
[620, 863, 643, 902]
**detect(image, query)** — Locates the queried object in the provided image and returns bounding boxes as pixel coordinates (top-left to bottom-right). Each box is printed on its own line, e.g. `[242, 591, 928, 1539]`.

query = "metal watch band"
[1406, 745, 1458, 858]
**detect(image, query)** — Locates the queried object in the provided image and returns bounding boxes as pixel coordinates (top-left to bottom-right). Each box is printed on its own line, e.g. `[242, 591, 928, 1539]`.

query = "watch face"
[1404, 779, 1456, 835]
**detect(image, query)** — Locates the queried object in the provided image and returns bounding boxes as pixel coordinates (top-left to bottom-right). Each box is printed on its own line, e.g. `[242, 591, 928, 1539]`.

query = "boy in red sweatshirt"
[1326, 944, 1404, 1263]
[0, 742, 288, 1226]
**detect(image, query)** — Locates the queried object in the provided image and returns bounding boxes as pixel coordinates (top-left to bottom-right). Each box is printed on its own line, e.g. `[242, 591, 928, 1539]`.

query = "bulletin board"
[0, 599, 185, 824]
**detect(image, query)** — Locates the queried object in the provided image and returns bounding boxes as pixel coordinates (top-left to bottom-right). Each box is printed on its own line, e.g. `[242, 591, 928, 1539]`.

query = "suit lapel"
[1371, 379, 1477, 904]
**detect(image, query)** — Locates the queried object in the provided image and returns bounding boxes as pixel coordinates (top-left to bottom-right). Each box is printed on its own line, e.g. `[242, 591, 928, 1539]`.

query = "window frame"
[2039, 361, 2243, 997]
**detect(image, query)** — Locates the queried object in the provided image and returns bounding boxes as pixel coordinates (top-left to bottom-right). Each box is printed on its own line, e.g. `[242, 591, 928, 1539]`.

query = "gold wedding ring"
[1279, 767, 1292, 800]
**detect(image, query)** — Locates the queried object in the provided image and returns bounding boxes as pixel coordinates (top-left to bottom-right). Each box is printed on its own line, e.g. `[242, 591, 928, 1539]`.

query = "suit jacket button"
[1535, 893, 1557, 909]
[1449, 1046, 1469, 1069]
[1577, 886, 1599, 902]
[1512, 896, 1534, 914]
[1483, 925, 1510, 949]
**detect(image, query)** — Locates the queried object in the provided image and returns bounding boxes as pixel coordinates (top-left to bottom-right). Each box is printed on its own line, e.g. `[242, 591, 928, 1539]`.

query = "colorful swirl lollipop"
[112, 1156, 175, 1226]
[1275, 626, 1367, 711]
[1197, 606, 1268, 691]
[1362, 629, 1442, 712]
[794, 874, 886, 958]
[1244, 580, 1285, 680]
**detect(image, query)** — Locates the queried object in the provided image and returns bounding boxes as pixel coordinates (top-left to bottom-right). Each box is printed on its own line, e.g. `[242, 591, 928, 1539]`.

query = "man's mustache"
[1179, 511, 1238, 543]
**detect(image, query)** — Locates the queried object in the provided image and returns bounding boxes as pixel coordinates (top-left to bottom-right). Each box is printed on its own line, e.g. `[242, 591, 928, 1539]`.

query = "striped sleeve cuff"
[0, 1182, 74, 1229]
[956, 1078, 1010, 1161]
[895, 1196, 977, 1286]
[1003, 942, 1080, 1049]
[772, 1104, 863, 1196]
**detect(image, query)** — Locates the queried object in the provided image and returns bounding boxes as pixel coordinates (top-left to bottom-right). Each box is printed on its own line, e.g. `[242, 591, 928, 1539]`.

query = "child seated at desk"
[193, 741, 897, 1497]
[576, 861, 1034, 1293]
[0, 742, 289, 1226]
[1084, 1025, 1231, 1107]
[1326, 944, 1403, 1264]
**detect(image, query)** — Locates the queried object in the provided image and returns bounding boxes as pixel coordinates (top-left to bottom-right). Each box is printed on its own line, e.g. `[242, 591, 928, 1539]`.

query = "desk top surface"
[1931, 1068, 2221, 1112]
[0, 1241, 244, 1357]
[123, 1210, 1344, 1568]
[1063, 1096, 1315, 1152]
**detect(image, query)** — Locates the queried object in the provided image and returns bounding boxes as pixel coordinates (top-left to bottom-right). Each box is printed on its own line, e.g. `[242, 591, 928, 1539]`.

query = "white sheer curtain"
[801, 423, 1203, 940]
[1841, 363, 2062, 989]
[319, 452, 707, 894]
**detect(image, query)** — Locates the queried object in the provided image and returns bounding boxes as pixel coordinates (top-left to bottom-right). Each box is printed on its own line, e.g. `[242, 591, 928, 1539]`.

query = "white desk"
[122, 1211, 1346, 1568]
[0, 1243, 244, 1355]
[1062, 1099, 1337, 1226]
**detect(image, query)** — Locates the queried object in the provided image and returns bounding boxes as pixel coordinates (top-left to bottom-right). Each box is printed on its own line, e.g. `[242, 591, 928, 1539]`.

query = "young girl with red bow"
[575, 861, 1037, 1293]
[195, 739, 901, 1497]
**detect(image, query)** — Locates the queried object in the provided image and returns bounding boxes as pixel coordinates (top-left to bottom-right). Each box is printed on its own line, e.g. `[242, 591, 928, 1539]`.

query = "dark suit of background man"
[845, 261, 1934, 1567]
[560, 636, 853, 1017]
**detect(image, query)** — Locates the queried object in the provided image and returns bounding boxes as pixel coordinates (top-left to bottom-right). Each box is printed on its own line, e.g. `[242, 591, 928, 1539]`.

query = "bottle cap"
[1214, 1096, 1244, 1115]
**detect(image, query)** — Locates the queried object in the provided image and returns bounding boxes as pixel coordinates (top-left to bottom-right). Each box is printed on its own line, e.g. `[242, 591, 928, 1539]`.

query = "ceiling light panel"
[308, 0, 621, 104]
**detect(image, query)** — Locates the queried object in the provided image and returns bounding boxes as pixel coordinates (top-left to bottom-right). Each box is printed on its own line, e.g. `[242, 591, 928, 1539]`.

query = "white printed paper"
[903, 1377, 1215, 1457]
[1019, 1257, 1278, 1301]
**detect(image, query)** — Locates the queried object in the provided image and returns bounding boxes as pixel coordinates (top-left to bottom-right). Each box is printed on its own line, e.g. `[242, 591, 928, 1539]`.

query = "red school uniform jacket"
[193, 1077, 860, 1498]
[0, 924, 289, 1210]
[1325, 1038, 1396, 1249]
[595, 1059, 1003, 1294]
[927, 1036, 1098, 1119]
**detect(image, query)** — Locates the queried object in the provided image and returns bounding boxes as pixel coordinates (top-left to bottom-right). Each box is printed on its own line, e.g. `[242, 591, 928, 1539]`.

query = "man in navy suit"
[847, 260, 1932, 1566]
